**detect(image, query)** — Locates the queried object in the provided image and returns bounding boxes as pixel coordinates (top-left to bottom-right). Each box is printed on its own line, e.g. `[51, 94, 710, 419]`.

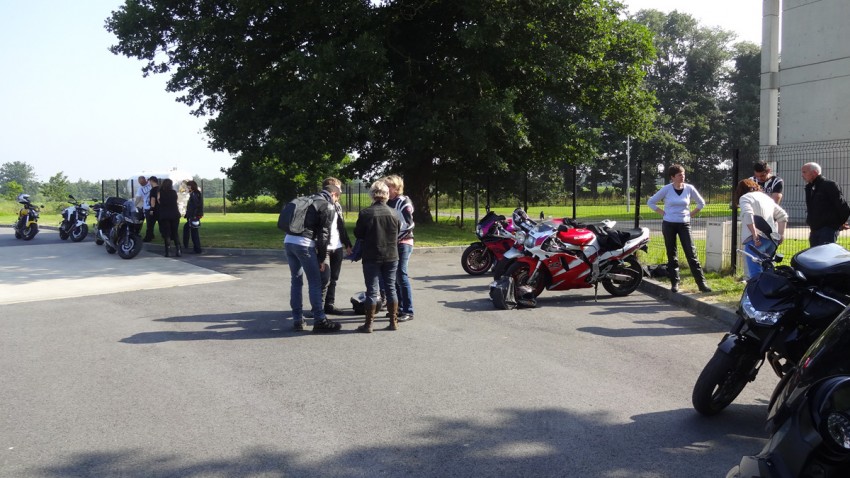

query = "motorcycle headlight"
[524, 234, 535, 249]
[740, 292, 783, 325]
[827, 412, 850, 450]
[515, 231, 526, 245]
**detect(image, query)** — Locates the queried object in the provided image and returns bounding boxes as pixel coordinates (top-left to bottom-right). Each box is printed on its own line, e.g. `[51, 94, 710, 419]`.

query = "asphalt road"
[0, 228, 776, 478]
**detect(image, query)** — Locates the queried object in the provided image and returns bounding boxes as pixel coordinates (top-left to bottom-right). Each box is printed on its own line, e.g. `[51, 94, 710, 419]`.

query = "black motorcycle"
[692, 218, 850, 416]
[92, 197, 144, 259]
[726, 303, 850, 477]
[58, 195, 93, 242]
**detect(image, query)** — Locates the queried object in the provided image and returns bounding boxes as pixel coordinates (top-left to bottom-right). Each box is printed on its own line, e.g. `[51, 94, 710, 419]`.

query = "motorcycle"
[12, 193, 42, 241]
[92, 197, 145, 259]
[58, 195, 93, 242]
[692, 217, 850, 416]
[726, 303, 850, 477]
[491, 217, 650, 309]
[461, 211, 516, 275]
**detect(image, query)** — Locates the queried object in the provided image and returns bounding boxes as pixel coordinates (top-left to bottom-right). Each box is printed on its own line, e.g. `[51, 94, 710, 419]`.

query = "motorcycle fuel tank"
[557, 228, 594, 246]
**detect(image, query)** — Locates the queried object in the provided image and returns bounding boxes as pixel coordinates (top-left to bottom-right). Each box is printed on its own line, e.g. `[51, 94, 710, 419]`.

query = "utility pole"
[626, 136, 631, 213]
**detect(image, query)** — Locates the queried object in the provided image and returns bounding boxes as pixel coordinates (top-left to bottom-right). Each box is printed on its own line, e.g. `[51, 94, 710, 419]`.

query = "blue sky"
[0, 0, 762, 183]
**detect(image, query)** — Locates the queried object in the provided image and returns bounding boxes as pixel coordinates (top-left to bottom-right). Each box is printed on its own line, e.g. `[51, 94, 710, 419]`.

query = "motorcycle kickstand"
[594, 282, 599, 302]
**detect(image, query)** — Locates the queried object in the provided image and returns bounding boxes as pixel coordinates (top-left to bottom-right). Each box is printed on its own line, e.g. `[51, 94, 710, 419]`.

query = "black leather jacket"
[296, 191, 335, 262]
[354, 201, 399, 263]
[806, 175, 850, 230]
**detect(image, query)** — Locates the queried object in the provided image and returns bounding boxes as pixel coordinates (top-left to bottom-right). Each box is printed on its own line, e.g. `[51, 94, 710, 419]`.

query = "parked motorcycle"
[92, 197, 144, 259]
[491, 217, 650, 309]
[692, 218, 850, 416]
[726, 303, 850, 477]
[58, 195, 93, 242]
[12, 193, 42, 241]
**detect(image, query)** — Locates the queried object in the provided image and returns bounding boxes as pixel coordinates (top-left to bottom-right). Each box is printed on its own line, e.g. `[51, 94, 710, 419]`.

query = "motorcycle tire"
[506, 261, 545, 298]
[14, 230, 22, 239]
[692, 348, 759, 416]
[461, 243, 493, 275]
[59, 222, 70, 240]
[105, 244, 117, 254]
[601, 255, 643, 297]
[118, 233, 143, 259]
[21, 223, 38, 241]
[96, 238, 104, 246]
[70, 224, 88, 242]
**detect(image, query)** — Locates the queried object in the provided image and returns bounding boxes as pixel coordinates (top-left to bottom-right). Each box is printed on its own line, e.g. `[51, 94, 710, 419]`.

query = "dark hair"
[666, 164, 685, 178]
[734, 178, 761, 203]
[148, 176, 159, 183]
[160, 178, 174, 192]
[187, 180, 199, 192]
[753, 161, 770, 173]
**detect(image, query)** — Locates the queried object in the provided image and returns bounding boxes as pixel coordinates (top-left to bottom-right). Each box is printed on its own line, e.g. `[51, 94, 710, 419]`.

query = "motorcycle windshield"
[768, 304, 850, 425]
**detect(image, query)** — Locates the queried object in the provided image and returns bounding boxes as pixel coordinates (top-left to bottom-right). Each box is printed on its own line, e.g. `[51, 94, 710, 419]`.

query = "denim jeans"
[364, 261, 398, 308]
[396, 243, 414, 315]
[285, 242, 327, 323]
[743, 238, 776, 280]
[809, 226, 839, 247]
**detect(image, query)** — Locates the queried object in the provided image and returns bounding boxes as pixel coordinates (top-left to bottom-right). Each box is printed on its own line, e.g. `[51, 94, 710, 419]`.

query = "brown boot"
[384, 302, 399, 331]
[357, 305, 377, 333]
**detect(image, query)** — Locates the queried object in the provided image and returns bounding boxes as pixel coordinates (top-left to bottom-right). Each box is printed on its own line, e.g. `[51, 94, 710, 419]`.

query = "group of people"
[285, 175, 415, 333]
[648, 160, 850, 290]
[134, 175, 204, 257]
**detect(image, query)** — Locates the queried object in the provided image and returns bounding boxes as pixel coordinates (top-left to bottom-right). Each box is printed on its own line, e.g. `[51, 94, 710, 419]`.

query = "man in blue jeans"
[284, 184, 342, 332]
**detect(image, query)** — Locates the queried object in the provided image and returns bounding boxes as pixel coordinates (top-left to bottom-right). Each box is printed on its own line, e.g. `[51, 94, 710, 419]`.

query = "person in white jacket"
[647, 164, 711, 293]
[735, 179, 788, 280]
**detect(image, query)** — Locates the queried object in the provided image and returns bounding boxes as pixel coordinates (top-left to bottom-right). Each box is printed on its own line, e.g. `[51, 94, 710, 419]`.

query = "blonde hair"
[384, 174, 404, 195]
[370, 180, 389, 202]
[322, 177, 342, 188]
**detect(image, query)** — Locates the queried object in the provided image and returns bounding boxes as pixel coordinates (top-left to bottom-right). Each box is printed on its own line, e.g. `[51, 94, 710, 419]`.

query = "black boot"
[175, 244, 182, 257]
[164, 239, 170, 257]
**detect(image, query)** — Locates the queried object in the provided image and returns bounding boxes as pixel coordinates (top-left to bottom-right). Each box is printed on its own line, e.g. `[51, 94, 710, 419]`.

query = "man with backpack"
[281, 184, 342, 332]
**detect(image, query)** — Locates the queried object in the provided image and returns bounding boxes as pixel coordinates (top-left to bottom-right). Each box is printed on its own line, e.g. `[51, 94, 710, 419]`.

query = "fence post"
[731, 149, 740, 275]
[634, 158, 643, 229]
[460, 177, 465, 228]
[435, 175, 439, 223]
[572, 165, 577, 220]
[223, 178, 227, 215]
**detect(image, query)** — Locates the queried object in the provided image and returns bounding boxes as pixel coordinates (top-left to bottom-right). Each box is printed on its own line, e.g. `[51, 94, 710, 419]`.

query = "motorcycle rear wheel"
[601, 256, 643, 297]
[506, 261, 545, 298]
[21, 223, 38, 241]
[692, 348, 759, 416]
[118, 233, 143, 259]
[70, 224, 88, 242]
[461, 243, 493, 275]
[59, 222, 70, 240]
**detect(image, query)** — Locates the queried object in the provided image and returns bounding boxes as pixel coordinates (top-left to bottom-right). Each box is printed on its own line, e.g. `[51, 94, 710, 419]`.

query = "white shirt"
[739, 191, 788, 243]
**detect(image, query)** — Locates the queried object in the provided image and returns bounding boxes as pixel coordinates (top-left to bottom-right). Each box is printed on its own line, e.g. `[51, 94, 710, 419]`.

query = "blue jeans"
[285, 242, 327, 323]
[809, 226, 839, 247]
[396, 244, 414, 315]
[364, 261, 398, 308]
[743, 238, 776, 280]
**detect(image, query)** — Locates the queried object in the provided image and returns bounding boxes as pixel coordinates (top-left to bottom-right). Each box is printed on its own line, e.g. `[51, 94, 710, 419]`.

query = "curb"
[637, 278, 738, 327]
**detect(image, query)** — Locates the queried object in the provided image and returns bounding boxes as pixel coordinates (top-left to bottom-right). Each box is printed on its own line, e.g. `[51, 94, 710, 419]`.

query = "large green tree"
[724, 41, 761, 177]
[0, 161, 39, 197]
[107, 0, 657, 222]
[41, 172, 71, 202]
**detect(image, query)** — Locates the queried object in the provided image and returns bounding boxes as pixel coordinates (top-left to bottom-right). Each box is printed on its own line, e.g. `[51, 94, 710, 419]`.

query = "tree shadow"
[36, 406, 769, 477]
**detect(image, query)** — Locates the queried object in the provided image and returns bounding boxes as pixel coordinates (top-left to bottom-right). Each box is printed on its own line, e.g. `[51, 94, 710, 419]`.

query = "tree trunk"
[401, 155, 434, 225]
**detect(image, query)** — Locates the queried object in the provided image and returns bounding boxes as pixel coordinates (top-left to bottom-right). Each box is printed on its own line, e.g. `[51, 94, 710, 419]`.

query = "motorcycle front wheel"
[601, 255, 643, 297]
[692, 348, 759, 416]
[70, 224, 88, 242]
[506, 261, 545, 298]
[118, 232, 143, 259]
[21, 223, 38, 241]
[461, 243, 493, 275]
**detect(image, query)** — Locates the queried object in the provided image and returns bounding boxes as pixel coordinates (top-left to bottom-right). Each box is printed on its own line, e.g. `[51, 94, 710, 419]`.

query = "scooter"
[58, 195, 93, 242]
[12, 193, 42, 241]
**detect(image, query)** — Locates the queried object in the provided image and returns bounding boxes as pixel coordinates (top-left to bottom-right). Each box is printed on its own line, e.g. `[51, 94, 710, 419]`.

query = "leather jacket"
[296, 191, 335, 262]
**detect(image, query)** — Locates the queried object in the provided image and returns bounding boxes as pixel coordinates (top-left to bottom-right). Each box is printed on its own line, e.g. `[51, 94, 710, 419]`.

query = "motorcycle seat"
[613, 228, 646, 241]
[791, 243, 850, 280]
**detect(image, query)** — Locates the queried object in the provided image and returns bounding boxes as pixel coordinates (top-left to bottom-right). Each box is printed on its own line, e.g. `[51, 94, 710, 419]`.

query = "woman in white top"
[647, 164, 711, 293]
[735, 179, 788, 280]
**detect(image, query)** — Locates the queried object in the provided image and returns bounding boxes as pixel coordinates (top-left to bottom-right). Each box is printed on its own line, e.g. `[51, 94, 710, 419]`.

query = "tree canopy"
[106, 0, 658, 221]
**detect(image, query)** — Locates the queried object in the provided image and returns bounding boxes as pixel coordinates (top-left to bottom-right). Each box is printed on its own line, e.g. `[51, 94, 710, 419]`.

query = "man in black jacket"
[284, 184, 342, 332]
[803, 162, 850, 247]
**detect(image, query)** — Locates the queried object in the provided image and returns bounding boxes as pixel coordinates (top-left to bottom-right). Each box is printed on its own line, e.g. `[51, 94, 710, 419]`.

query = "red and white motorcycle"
[490, 219, 650, 309]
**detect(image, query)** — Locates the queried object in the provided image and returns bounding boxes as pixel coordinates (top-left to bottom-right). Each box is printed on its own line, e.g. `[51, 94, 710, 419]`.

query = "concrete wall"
[778, 0, 850, 144]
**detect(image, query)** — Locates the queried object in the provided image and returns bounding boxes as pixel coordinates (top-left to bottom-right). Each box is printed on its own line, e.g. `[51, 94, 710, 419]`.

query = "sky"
[0, 0, 763, 184]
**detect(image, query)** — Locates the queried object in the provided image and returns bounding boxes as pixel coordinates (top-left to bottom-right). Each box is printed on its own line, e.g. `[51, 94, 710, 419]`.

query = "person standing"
[751, 161, 784, 204]
[134, 176, 153, 242]
[144, 176, 160, 242]
[735, 179, 788, 280]
[647, 164, 712, 293]
[802, 162, 850, 247]
[384, 175, 415, 321]
[182, 180, 204, 254]
[354, 180, 399, 333]
[157, 178, 181, 257]
[284, 184, 342, 333]
[320, 177, 353, 315]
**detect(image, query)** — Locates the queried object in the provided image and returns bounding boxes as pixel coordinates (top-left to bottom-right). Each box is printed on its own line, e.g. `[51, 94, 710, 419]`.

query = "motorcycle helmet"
[189, 219, 201, 228]
[17, 193, 30, 204]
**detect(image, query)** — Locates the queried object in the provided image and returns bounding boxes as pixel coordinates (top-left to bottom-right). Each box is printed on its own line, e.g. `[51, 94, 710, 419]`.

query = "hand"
[345, 246, 352, 256]
[319, 263, 327, 272]
[842, 223, 850, 231]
